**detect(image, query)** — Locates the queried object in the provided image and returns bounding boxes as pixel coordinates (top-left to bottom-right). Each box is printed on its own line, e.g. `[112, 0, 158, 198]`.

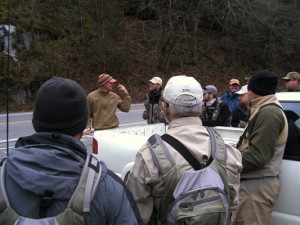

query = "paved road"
[0, 103, 146, 159]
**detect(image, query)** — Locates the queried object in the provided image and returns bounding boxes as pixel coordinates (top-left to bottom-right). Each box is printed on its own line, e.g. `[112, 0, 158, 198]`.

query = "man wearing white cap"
[231, 85, 250, 128]
[143, 76, 167, 124]
[127, 75, 242, 225]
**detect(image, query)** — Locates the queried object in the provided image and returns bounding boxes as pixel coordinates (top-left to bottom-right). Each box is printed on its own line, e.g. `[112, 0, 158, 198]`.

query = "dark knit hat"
[248, 70, 278, 96]
[32, 76, 88, 136]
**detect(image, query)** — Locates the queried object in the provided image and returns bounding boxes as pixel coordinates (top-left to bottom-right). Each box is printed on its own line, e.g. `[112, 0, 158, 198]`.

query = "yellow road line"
[0, 109, 143, 125]
[0, 120, 31, 125]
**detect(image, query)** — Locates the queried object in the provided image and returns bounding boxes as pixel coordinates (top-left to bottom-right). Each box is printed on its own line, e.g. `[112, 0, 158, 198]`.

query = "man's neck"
[205, 98, 216, 106]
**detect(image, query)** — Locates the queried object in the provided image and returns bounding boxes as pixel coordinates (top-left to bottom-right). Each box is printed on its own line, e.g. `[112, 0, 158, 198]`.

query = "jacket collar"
[15, 132, 87, 159]
[250, 94, 280, 119]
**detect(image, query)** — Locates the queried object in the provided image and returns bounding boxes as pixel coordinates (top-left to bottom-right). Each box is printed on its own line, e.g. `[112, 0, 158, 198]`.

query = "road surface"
[0, 103, 146, 159]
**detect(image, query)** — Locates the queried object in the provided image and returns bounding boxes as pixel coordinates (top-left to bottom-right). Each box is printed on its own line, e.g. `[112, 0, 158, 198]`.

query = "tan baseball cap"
[229, 79, 240, 85]
[149, 77, 162, 85]
[282, 72, 300, 81]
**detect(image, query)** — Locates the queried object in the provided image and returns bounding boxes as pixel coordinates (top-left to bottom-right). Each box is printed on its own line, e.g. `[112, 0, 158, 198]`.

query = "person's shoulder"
[258, 103, 284, 120]
[97, 161, 127, 191]
[233, 93, 240, 98]
[109, 91, 122, 98]
[220, 91, 229, 99]
[92, 162, 143, 224]
[219, 101, 229, 107]
[293, 87, 300, 92]
[87, 89, 99, 97]
[260, 103, 282, 112]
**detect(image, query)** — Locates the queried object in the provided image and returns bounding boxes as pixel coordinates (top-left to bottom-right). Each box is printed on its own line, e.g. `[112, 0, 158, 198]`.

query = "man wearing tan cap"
[143, 76, 167, 124]
[84, 74, 131, 133]
[221, 78, 241, 117]
[282, 71, 300, 92]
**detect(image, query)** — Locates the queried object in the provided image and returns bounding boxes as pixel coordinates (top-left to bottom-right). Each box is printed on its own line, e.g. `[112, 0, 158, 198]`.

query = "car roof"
[276, 92, 300, 102]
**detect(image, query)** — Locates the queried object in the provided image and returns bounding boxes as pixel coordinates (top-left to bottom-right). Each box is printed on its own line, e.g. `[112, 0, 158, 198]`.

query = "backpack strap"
[0, 159, 20, 224]
[205, 127, 227, 165]
[0, 154, 101, 223]
[39, 190, 54, 218]
[148, 134, 176, 175]
[148, 128, 227, 173]
[67, 154, 102, 214]
[0, 159, 10, 209]
[161, 134, 204, 170]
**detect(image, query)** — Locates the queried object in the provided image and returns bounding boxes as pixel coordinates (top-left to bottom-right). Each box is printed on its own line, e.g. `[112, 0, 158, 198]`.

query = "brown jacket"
[126, 117, 242, 224]
[87, 89, 131, 130]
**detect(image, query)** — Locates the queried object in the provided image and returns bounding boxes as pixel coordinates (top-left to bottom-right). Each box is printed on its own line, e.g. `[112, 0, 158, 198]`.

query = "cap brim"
[109, 78, 117, 83]
[282, 77, 290, 80]
[149, 79, 160, 84]
[236, 91, 247, 95]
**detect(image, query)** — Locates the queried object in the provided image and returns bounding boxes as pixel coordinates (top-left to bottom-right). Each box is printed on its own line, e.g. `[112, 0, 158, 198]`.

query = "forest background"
[0, 0, 300, 112]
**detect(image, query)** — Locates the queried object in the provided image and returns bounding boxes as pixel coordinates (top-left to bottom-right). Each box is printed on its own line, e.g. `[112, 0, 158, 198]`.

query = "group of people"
[143, 76, 244, 127]
[143, 71, 300, 129]
[0, 69, 297, 225]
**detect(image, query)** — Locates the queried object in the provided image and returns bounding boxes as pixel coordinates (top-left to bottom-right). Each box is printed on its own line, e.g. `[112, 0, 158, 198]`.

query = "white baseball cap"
[236, 85, 248, 95]
[163, 75, 203, 106]
[149, 77, 162, 85]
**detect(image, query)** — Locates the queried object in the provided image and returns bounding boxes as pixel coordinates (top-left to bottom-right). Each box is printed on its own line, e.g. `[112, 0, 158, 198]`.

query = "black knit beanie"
[248, 70, 278, 96]
[32, 76, 88, 136]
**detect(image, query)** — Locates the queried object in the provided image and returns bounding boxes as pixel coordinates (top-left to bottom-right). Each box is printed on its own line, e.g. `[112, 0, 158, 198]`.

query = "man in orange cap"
[221, 78, 241, 117]
[84, 74, 131, 133]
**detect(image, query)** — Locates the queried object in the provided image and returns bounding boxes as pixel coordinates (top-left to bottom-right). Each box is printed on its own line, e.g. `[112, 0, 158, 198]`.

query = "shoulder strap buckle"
[39, 190, 54, 218]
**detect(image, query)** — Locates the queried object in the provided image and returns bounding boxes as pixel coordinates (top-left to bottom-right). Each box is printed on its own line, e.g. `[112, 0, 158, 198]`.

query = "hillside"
[1, 0, 299, 113]
[0, 19, 289, 113]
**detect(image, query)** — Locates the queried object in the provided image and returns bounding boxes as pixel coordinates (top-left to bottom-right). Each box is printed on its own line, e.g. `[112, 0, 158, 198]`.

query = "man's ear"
[74, 131, 84, 140]
[161, 101, 167, 110]
[161, 101, 170, 121]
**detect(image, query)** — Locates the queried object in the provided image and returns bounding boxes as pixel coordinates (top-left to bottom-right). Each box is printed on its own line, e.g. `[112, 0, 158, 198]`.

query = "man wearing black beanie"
[247, 69, 278, 96]
[0, 76, 143, 225]
[231, 70, 288, 225]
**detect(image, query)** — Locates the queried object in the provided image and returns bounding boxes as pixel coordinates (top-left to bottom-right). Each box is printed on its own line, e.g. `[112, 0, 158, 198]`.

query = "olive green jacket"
[239, 95, 288, 179]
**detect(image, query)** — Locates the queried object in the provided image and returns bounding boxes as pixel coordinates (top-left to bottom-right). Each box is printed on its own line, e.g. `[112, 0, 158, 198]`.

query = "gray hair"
[167, 94, 202, 117]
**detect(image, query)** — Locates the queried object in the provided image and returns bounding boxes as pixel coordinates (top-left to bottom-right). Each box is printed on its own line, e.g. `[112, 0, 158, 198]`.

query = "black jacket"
[201, 99, 231, 127]
[231, 104, 250, 128]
